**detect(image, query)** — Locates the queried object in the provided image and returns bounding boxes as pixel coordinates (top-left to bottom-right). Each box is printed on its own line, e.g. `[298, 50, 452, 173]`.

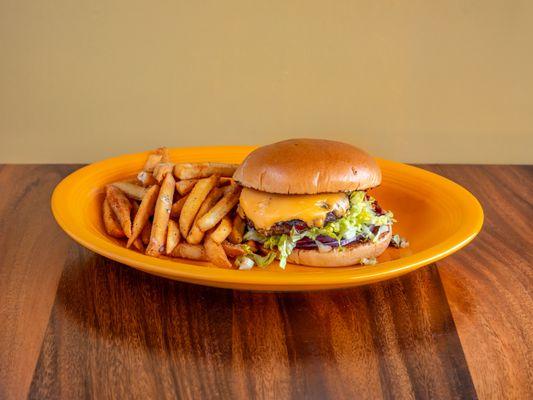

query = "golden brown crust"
[233, 139, 381, 194]
[287, 227, 392, 267]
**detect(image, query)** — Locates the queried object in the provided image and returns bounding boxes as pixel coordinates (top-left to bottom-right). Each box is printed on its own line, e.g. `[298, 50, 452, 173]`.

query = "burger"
[233, 139, 399, 268]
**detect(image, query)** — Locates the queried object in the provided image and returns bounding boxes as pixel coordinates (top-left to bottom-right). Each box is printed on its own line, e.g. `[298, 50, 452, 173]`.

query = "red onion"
[294, 235, 364, 249]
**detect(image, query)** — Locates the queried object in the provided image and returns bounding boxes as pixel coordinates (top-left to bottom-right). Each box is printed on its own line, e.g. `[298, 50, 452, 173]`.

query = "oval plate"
[51, 146, 483, 291]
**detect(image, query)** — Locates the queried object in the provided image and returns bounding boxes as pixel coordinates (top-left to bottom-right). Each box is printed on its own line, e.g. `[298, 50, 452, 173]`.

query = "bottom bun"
[287, 226, 392, 267]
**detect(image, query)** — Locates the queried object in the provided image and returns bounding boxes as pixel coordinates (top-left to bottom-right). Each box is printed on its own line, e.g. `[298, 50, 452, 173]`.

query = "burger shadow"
[54, 247, 465, 366]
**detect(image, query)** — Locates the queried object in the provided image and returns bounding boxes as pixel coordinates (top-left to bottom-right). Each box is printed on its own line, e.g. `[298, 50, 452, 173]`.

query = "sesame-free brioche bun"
[233, 139, 381, 194]
[287, 226, 392, 267]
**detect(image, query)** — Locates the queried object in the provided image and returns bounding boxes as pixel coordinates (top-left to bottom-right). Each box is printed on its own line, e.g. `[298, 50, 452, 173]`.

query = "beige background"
[1, 0, 532, 164]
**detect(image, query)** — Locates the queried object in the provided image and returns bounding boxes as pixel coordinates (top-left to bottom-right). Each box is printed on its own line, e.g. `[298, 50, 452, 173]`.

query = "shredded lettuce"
[243, 191, 395, 268]
[305, 191, 394, 243]
[234, 245, 277, 270]
[390, 234, 409, 248]
[250, 252, 277, 267]
[243, 229, 267, 243]
[240, 243, 253, 254]
[236, 256, 254, 270]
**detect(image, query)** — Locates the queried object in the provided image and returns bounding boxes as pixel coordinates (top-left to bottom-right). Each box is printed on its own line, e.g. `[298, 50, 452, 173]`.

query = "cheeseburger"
[233, 139, 398, 268]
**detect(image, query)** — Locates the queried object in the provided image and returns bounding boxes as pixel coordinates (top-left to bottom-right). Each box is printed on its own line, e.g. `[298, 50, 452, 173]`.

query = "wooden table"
[0, 165, 531, 399]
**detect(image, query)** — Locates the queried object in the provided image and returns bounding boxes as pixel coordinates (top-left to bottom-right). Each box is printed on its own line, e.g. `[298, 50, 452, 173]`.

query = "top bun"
[233, 139, 381, 194]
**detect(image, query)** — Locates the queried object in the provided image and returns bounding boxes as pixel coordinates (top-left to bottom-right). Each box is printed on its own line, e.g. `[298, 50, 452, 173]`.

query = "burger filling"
[241, 190, 394, 268]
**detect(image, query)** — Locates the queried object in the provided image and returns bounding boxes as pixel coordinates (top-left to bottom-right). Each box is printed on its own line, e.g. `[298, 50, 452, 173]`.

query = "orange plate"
[51, 146, 483, 291]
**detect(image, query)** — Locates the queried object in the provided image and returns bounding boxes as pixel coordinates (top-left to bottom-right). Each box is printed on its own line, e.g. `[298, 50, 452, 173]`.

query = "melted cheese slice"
[239, 187, 349, 230]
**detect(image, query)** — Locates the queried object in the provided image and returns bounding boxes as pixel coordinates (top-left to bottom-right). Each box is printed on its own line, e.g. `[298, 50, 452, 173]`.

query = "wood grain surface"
[0, 164, 531, 399]
[427, 165, 533, 400]
[0, 165, 81, 400]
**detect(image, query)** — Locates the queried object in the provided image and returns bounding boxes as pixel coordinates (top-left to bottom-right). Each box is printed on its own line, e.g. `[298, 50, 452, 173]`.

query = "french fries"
[205, 237, 232, 268]
[111, 181, 147, 201]
[196, 184, 241, 232]
[141, 221, 152, 245]
[218, 177, 234, 186]
[142, 147, 170, 171]
[137, 171, 158, 186]
[140, 147, 170, 185]
[174, 162, 238, 180]
[143, 154, 162, 172]
[220, 240, 258, 258]
[221, 241, 248, 257]
[157, 147, 170, 163]
[165, 219, 181, 255]
[127, 185, 159, 248]
[130, 200, 139, 222]
[170, 195, 188, 218]
[146, 173, 175, 256]
[153, 162, 174, 183]
[209, 215, 232, 244]
[186, 187, 224, 244]
[103, 198, 125, 238]
[106, 186, 132, 238]
[175, 179, 198, 195]
[227, 214, 245, 244]
[179, 175, 219, 238]
[131, 237, 144, 252]
[101, 147, 264, 270]
[236, 204, 246, 219]
[170, 243, 208, 261]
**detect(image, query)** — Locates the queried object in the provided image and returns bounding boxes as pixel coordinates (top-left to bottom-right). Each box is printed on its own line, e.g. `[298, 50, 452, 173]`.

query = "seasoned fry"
[220, 240, 258, 258]
[170, 195, 188, 218]
[175, 179, 198, 195]
[143, 154, 162, 172]
[157, 147, 170, 163]
[170, 243, 208, 261]
[236, 204, 245, 219]
[132, 237, 144, 252]
[186, 187, 224, 244]
[184, 227, 204, 245]
[137, 171, 158, 187]
[165, 219, 181, 255]
[221, 241, 248, 258]
[141, 220, 152, 245]
[228, 214, 245, 244]
[179, 175, 219, 238]
[101, 146, 252, 270]
[106, 186, 132, 238]
[205, 237, 232, 268]
[153, 162, 175, 183]
[131, 200, 139, 216]
[218, 177, 234, 186]
[174, 162, 238, 180]
[209, 215, 232, 244]
[127, 185, 159, 248]
[111, 182, 147, 201]
[103, 198, 125, 238]
[146, 173, 175, 256]
[196, 184, 241, 232]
